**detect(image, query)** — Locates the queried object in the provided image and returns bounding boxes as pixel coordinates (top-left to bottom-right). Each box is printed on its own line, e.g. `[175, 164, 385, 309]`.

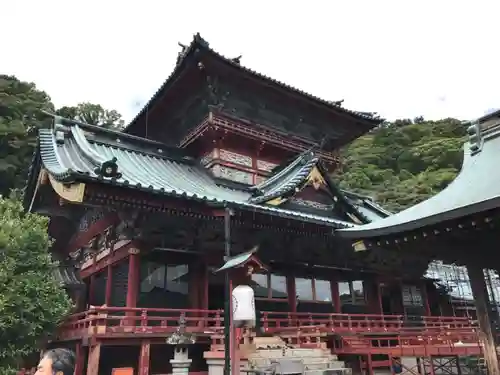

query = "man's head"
[35, 348, 75, 375]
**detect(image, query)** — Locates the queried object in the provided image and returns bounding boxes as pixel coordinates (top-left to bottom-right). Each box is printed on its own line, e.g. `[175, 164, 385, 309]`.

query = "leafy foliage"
[0, 76, 125, 197]
[0, 198, 72, 373]
[56, 102, 125, 130]
[0, 75, 124, 370]
[337, 118, 467, 212]
[0, 75, 54, 196]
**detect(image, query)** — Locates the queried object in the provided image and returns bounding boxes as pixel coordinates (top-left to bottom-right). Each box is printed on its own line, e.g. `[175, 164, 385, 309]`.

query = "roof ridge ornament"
[193, 32, 209, 48]
[467, 120, 483, 155]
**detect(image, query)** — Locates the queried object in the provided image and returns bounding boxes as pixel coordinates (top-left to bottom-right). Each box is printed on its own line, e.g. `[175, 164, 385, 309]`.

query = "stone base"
[204, 352, 249, 375]
[205, 358, 225, 375]
[170, 347, 192, 375]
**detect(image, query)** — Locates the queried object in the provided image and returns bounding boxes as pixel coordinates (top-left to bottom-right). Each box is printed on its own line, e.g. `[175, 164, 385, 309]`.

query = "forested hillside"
[0, 75, 124, 197]
[337, 118, 467, 212]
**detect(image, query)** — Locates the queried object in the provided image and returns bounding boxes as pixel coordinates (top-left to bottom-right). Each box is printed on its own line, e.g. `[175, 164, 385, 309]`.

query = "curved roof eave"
[338, 120, 500, 239]
[125, 33, 384, 134]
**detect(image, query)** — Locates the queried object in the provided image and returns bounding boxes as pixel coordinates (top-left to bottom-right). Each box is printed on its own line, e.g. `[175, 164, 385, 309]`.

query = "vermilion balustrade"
[57, 307, 223, 340]
[259, 311, 478, 335]
[57, 308, 479, 354]
[332, 333, 482, 356]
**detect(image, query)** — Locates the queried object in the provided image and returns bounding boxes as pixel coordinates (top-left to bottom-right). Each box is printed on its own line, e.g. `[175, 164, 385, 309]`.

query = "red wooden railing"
[332, 333, 483, 356]
[260, 311, 478, 334]
[57, 307, 223, 340]
[56, 308, 480, 358]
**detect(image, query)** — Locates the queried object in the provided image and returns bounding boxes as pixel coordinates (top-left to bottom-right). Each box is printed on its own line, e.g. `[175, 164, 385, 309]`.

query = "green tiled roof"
[41, 118, 248, 203]
[249, 150, 320, 204]
[339, 113, 500, 239]
[33, 116, 361, 228]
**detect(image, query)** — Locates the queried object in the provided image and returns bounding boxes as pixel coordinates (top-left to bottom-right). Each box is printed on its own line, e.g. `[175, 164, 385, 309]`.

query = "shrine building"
[23, 34, 496, 375]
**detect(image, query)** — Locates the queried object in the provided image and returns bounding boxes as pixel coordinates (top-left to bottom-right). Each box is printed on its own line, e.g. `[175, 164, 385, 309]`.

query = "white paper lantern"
[232, 285, 256, 325]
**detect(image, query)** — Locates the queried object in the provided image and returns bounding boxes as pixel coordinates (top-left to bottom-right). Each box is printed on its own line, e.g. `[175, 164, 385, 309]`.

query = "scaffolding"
[426, 261, 500, 318]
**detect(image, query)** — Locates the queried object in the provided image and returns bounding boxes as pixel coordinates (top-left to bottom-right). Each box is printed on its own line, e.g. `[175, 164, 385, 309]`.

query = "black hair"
[43, 348, 75, 375]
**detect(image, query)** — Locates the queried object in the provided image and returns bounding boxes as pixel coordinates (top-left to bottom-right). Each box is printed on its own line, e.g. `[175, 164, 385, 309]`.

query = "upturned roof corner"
[52, 116, 122, 180]
[249, 150, 372, 224]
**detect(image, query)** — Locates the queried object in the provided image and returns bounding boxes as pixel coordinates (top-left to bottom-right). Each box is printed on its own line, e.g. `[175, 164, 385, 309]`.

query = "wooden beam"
[74, 342, 84, 375]
[67, 212, 119, 254]
[287, 275, 297, 313]
[86, 344, 101, 375]
[126, 250, 140, 309]
[422, 280, 431, 316]
[105, 265, 112, 306]
[80, 241, 135, 279]
[83, 182, 215, 216]
[467, 263, 499, 375]
[138, 340, 151, 375]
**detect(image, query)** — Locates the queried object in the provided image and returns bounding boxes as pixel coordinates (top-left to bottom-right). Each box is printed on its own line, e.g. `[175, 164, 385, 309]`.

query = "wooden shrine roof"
[26, 116, 386, 228]
[125, 33, 384, 137]
[339, 109, 500, 239]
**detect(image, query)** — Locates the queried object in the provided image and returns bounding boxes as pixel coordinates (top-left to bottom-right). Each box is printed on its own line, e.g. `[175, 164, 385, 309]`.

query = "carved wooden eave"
[48, 173, 86, 203]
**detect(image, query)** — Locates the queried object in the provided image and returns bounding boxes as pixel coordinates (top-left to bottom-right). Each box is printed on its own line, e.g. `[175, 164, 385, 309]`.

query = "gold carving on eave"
[39, 169, 49, 185]
[353, 240, 367, 252]
[48, 173, 85, 203]
[266, 197, 286, 206]
[265, 166, 327, 206]
[306, 167, 326, 190]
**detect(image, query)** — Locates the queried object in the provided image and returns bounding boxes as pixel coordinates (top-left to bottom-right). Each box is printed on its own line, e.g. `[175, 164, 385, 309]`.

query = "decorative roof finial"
[328, 99, 344, 107]
[94, 157, 122, 179]
[176, 42, 189, 65]
[230, 55, 242, 65]
[194, 33, 209, 48]
[467, 121, 482, 154]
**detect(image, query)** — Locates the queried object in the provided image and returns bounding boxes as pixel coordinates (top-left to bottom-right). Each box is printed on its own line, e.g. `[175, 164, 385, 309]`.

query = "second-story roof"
[125, 33, 384, 141]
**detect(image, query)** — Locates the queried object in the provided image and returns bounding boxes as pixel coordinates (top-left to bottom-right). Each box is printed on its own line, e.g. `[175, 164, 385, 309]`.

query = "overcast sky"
[2, 0, 498, 123]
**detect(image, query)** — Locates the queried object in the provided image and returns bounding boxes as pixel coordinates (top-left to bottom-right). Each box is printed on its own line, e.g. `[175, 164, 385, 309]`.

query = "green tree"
[57, 102, 125, 130]
[0, 75, 54, 196]
[0, 198, 72, 373]
[337, 118, 467, 212]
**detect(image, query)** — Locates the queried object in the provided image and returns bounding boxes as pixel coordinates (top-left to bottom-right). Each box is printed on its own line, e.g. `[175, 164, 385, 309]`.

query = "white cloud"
[1, 0, 499, 123]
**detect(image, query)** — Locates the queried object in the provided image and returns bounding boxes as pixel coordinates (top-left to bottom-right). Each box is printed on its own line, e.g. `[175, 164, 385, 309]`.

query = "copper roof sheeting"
[339, 111, 500, 239]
